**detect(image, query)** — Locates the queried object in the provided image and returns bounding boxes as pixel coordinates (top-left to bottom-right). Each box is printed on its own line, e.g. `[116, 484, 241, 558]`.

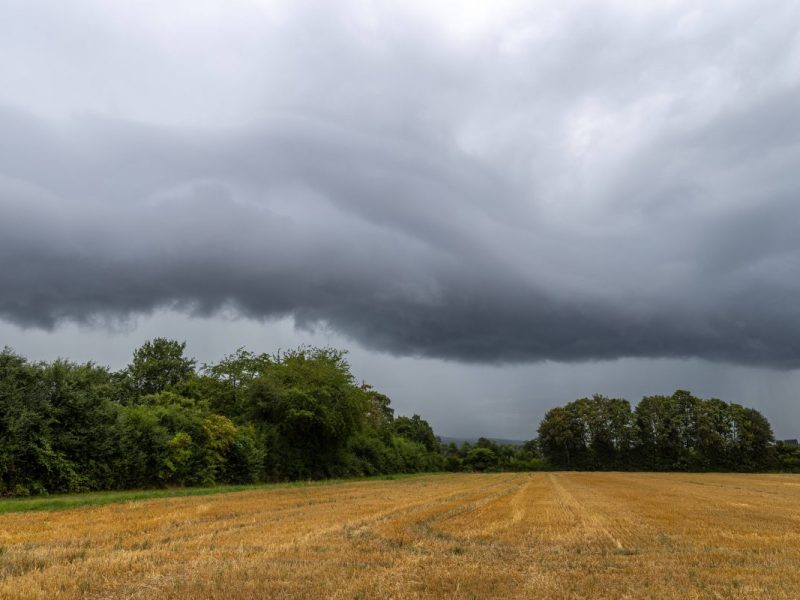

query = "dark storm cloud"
[2, 0, 800, 366]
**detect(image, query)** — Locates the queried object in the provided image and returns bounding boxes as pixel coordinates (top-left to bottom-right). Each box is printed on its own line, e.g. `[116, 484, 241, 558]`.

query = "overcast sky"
[2, 0, 800, 439]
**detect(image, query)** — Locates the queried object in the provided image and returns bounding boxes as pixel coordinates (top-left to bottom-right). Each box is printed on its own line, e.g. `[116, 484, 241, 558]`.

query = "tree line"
[536, 391, 796, 472]
[2, 340, 799, 496]
[0, 340, 444, 496]
[441, 438, 543, 472]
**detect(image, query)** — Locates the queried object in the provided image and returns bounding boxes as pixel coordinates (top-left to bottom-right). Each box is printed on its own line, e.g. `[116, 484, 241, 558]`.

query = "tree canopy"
[538, 391, 777, 472]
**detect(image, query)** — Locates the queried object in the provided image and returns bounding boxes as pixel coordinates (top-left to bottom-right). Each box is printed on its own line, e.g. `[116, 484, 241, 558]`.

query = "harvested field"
[2, 472, 800, 599]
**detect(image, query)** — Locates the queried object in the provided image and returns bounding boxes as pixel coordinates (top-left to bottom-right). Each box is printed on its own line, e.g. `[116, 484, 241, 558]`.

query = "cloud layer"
[2, 0, 800, 365]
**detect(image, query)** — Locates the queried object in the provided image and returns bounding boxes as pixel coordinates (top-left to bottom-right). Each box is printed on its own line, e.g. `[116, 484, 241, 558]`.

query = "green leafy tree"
[0, 349, 63, 494]
[634, 394, 684, 471]
[201, 348, 271, 417]
[538, 396, 635, 470]
[538, 405, 585, 469]
[694, 398, 734, 470]
[776, 442, 800, 472]
[729, 404, 775, 471]
[127, 338, 196, 397]
[246, 347, 367, 479]
[464, 447, 499, 472]
[394, 414, 440, 453]
[114, 404, 171, 488]
[41, 360, 120, 490]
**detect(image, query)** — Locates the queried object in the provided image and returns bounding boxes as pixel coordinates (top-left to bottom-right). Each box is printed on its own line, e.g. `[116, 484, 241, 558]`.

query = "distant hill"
[439, 436, 527, 447]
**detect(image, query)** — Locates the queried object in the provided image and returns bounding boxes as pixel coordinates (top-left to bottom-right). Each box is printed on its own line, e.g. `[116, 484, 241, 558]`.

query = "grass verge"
[0, 473, 426, 515]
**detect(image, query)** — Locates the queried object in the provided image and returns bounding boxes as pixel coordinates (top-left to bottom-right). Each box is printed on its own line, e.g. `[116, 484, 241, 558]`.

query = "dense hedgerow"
[0, 340, 443, 495]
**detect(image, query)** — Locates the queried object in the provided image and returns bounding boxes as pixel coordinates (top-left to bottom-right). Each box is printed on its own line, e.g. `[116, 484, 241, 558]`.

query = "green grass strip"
[0, 472, 429, 515]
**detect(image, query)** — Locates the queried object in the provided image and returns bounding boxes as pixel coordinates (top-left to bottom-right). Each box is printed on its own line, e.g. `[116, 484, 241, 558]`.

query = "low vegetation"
[2, 472, 800, 599]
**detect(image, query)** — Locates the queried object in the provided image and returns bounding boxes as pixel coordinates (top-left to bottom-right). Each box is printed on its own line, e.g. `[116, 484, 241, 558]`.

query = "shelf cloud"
[2, 0, 800, 366]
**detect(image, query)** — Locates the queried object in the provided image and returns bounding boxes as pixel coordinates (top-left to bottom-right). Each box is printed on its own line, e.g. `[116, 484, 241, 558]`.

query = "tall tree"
[201, 348, 271, 418]
[247, 347, 366, 479]
[42, 360, 120, 490]
[538, 405, 585, 469]
[394, 414, 440, 453]
[126, 338, 197, 398]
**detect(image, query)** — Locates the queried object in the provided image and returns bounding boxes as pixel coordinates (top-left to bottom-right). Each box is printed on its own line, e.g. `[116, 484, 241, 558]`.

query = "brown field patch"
[2, 472, 800, 599]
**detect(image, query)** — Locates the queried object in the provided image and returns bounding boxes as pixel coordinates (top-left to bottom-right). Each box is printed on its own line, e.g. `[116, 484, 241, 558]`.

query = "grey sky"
[2, 1, 800, 437]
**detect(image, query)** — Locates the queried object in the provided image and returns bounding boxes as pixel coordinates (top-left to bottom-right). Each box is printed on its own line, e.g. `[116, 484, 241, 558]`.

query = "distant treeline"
[537, 391, 800, 472]
[2, 341, 799, 496]
[0, 340, 444, 496]
[441, 437, 543, 473]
